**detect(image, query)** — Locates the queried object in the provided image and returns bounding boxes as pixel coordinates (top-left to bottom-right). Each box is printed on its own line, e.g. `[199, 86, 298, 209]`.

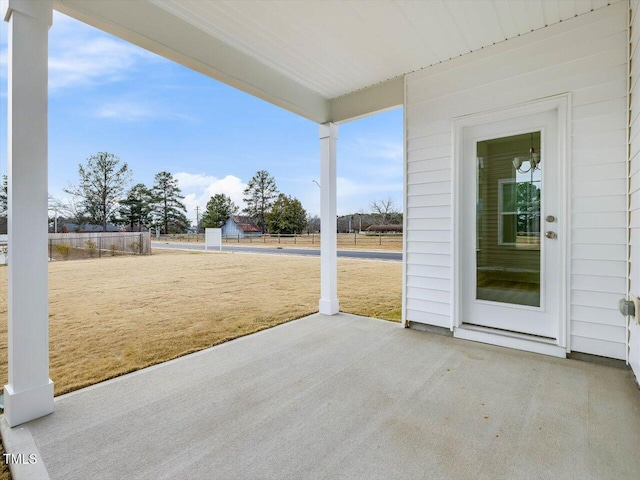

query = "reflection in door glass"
[476, 132, 541, 307]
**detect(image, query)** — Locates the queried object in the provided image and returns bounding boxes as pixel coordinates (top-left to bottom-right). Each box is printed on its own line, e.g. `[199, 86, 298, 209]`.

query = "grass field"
[0, 249, 400, 478]
[0, 249, 401, 397]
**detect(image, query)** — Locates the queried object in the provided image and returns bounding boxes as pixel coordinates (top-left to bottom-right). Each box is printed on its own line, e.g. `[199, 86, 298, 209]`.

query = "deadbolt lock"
[546, 215, 556, 222]
[545, 231, 557, 239]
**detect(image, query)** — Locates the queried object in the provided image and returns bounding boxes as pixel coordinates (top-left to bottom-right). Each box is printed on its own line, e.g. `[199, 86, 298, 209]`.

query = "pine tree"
[242, 170, 278, 232]
[152, 172, 190, 234]
[267, 194, 307, 234]
[118, 183, 154, 231]
[201, 193, 238, 229]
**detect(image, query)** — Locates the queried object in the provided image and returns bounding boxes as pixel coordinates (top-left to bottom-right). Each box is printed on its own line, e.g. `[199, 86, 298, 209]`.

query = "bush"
[86, 240, 97, 258]
[129, 241, 140, 254]
[54, 244, 71, 260]
[109, 243, 118, 256]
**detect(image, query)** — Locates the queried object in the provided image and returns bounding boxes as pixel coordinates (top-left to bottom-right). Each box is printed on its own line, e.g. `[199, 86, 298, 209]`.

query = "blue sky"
[0, 11, 402, 223]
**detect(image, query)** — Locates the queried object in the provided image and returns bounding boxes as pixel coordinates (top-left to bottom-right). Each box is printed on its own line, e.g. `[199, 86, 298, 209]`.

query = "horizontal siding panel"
[571, 290, 625, 309]
[406, 275, 450, 292]
[572, 112, 626, 135]
[572, 77, 627, 107]
[572, 228, 627, 244]
[404, 205, 450, 218]
[571, 244, 627, 261]
[406, 120, 450, 142]
[406, 193, 451, 208]
[571, 321, 627, 343]
[572, 145, 626, 166]
[630, 209, 640, 229]
[571, 335, 626, 359]
[406, 264, 451, 279]
[407, 133, 450, 151]
[406, 242, 451, 255]
[572, 130, 626, 150]
[630, 155, 640, 177]
[571, 162, 627, 183]
[407, 145, 450, 162]
[571, 212, 627, 228]
[406, 286, 451, 303]
[406, 157, 451, 174]
[406, 309, 450, 328]
[630, 171, 640, 195]
[572, 96, 627, 121]
[407, 169, 451, 185]
[406, 297, 450, 316]
[407, 20, 626, 105]
[572, 179, 627, 197]
[630, 193, 640, 212]
[572, 195, 626, 213]
[402, 253, 453, 267]
[406, 219, 451, 230]
[571, 259, 627, 277]
[407, 230, 451, 243]
[405, 230, 451, 242]
[630, 229, 640, 251]
[572, 305, 627, 327]
[629, 127, 640, 161]
[407, 182, 451, 196]
[571, 274, 627, 294]
[407, 59, 627, 129]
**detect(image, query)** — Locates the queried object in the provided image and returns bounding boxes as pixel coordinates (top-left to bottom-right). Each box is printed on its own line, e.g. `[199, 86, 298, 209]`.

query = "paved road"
[152, 242, 402, 261]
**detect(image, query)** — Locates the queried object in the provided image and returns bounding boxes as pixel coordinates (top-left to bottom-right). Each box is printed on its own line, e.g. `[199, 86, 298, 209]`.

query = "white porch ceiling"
[55, 0, 621, 123]
[151, 0, 621, 100]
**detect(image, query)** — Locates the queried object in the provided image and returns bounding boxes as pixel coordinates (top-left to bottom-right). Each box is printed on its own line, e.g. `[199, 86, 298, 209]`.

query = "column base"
[4, 380, 54, 427]
[319, 298, 339, 315]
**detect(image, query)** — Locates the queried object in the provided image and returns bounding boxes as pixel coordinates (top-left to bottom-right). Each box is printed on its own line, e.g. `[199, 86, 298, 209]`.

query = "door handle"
[545, 231, 557, 239]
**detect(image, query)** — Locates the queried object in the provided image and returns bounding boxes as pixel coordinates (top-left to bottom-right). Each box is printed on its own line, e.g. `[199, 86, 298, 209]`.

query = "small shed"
[221, 215, 262, 239]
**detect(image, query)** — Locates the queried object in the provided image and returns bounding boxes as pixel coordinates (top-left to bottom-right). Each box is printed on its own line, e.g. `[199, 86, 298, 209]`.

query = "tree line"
[55, 152, 190, 233]
[0, 151, 402, 235]
[201, 170, 308, 235]
[50, 153, 309, 235]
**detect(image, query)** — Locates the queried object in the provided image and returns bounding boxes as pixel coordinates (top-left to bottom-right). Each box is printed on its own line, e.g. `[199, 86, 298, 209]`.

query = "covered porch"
[4, 313, 639, 479]
[3, 0, 640, 477]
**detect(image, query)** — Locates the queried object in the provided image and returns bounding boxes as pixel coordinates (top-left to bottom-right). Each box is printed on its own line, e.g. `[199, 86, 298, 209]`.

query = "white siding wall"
[405, 2, 628, 359]
[629, 0, 640, 376]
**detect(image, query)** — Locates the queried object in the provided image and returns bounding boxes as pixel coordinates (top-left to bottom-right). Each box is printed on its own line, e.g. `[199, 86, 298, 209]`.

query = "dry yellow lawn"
[0, 249, 401, 397]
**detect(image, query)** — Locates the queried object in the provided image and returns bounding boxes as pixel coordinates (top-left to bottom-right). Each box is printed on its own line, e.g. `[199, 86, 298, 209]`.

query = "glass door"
[476, 132, 541, 308]
[461, 109, 560, 339]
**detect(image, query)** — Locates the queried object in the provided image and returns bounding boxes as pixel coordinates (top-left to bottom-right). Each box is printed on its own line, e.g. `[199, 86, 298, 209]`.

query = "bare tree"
[370, 197, 401, 225]
[65, 152, 132, 231]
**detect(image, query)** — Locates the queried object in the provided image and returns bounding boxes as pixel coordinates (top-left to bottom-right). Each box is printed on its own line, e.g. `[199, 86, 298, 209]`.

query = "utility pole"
[195, 206, 200, 233]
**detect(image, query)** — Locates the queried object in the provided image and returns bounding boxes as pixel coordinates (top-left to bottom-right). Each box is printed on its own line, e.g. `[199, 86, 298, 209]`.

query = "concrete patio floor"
[4, 313, 640, 480]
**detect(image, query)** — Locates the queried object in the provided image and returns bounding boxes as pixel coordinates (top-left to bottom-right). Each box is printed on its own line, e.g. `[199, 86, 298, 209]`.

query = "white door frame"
[452, 94, 571, 356]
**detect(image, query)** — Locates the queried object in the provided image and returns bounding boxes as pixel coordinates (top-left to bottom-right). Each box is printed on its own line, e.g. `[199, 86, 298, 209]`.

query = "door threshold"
[454, 324, 566, 358]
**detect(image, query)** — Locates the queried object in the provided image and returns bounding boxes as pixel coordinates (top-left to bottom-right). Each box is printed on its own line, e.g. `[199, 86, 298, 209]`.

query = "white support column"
[319, 123, 339, 315]
[3, 0, 54, 427]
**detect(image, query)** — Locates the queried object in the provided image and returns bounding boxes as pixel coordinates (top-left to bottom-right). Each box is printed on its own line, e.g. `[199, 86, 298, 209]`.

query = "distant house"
[221, 215, 261, 238]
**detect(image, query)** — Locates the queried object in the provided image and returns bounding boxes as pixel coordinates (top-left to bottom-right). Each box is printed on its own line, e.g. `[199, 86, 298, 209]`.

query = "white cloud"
[94, 100, 193, 122]
[47, 12, 158, 90]
[174, 173, 247, 222]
